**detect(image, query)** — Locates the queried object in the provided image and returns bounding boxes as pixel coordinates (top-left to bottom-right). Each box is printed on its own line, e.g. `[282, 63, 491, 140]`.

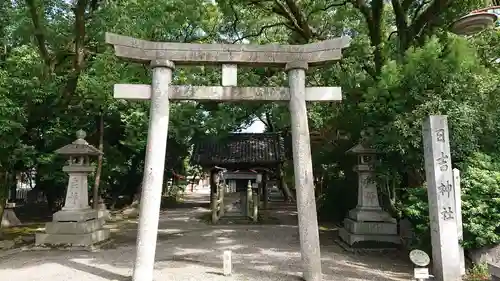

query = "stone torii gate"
[105, 32, 350, 281]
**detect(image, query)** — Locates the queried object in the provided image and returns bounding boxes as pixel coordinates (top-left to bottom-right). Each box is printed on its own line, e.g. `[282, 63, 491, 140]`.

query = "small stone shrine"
[339, 142, 400, 248]
[35, 130, 110, 246]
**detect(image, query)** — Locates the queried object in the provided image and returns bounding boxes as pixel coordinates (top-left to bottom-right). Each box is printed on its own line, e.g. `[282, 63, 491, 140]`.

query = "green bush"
[402, 186, 431, 252]
[464, 263, 490, 281]
[164, 184, 185, 200]
[317, 171, 358, 223]
[459, 153, 500, 248]
[403, 152, 500, 250]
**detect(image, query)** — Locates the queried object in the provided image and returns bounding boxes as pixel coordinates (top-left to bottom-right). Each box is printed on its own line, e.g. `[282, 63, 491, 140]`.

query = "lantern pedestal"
[1, 203, 21, 227]
[96, 195, 111, 223]
[35, 130, 110, 247]
[97, 208, 111, 224]
[339, 143, 400, 249]
[53, 208, 96, 222]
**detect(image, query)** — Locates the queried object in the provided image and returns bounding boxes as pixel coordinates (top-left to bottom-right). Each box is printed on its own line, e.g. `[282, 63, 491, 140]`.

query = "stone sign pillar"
[339, 143, 400, 248]
[452, 168, 466, 276]
[422, 115, 461, 281]
[35, 130, 110, 246]
[287, 61, 322, 281]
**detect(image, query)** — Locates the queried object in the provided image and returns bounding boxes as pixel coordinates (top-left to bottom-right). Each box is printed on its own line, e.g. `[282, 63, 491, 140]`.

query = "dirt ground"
[0, 191, 412, 281]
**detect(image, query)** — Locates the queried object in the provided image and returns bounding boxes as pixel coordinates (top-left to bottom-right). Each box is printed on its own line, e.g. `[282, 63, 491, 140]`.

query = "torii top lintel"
[105, 33, 351, 67]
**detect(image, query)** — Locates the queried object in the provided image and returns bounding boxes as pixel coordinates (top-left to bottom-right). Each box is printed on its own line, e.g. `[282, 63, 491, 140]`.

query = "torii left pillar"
[132, 59, 174, 281]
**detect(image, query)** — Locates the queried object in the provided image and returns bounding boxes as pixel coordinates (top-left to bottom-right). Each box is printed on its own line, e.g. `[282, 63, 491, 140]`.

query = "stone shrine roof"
[55, 130, 103, 156]
[346, 143, 377, 154]
[192, 133, 286, 169]
[55, 144, 103, 155]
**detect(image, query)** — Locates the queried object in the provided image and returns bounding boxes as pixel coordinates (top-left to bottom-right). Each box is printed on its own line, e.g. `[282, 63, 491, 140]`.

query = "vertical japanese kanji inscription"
[423, 115, 461, 281]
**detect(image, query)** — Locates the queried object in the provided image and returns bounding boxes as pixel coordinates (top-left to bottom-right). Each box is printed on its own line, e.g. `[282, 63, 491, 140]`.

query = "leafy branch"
[307, 1, 348, 18]
[25, 0, 52, 70]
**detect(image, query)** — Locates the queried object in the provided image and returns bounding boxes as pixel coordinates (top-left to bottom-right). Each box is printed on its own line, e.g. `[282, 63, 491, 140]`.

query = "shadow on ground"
[0, 193, 412, 281]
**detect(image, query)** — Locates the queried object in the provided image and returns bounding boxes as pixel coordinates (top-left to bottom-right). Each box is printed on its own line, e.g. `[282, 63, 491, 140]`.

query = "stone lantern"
[339, 142, 400, 248]
[35, 130, 110, 246]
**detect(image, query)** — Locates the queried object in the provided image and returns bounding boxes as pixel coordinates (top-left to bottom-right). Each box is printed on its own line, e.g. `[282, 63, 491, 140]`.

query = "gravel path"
[0, 191, 412, 281]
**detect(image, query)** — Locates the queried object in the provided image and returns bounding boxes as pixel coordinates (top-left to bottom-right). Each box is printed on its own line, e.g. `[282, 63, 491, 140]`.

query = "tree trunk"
[407, 168, 425, 188]
[132, 186, 141, 206]
[190, 171, 198, 192]
[93, 112, 104, 209]
[126, 154, 144, 206]
[9, 178, 16, 202]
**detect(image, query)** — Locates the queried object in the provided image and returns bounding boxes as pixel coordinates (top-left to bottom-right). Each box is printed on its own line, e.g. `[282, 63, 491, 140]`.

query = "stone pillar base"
[1, 203, 21, 227]
[54, 208, 97, 222]
[340, 208, 400, 249]
[348, 208, 396, 223]
[35, 229, 109, 246]
[97, 207, 110, 224]
[344, 218, 397, 234]
[36, 209, 110, 246]
[339, 227, 400, 248]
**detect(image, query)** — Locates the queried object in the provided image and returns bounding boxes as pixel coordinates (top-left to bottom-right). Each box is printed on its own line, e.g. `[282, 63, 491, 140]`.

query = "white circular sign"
[409, 249, 430, 267]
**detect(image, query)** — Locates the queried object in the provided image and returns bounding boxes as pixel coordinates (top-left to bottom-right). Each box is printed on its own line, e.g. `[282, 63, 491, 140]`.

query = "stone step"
[343, 218, 397, 235]
[338, 227, 400, 248]
[224, 211, 245, 217]
[45, 219, 104, 234]
[218, 215, 253, 224]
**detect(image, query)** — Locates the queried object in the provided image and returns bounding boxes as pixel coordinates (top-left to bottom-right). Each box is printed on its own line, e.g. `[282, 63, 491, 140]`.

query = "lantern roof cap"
[55, 130, 103, 155]
[346, 143, 377, 154]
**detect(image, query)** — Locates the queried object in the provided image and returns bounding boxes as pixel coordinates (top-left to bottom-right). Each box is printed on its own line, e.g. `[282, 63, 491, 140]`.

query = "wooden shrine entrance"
[106, 32, 350, 281]
[192, 133, 286, 223]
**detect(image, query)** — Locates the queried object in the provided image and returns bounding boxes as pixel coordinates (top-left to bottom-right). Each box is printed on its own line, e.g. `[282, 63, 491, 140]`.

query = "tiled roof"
[192, 133, 286, 167]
